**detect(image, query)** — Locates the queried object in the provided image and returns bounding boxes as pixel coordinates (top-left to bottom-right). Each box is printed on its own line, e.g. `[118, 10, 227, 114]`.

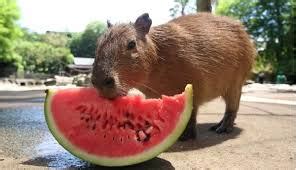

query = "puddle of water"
[0, 105, 88, 168]
[33, 133, 89, 168]
[0, 106, 47, 158]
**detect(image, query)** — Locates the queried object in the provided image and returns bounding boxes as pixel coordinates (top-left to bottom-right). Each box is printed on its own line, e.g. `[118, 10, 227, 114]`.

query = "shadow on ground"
[167, 123, 242, 152]
[22, 156, 174, 170]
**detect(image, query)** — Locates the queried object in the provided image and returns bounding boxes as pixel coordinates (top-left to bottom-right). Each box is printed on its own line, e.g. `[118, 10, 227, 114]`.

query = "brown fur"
[92, 13, 256, 139]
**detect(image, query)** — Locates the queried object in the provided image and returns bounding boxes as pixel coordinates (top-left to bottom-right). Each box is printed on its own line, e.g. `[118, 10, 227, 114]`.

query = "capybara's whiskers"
[130, 80, 160, 96]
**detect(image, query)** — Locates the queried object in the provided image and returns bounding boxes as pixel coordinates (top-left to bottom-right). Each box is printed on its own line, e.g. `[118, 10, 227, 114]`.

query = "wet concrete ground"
[0, 99, 97, 169]
[0, 92, 295, 169]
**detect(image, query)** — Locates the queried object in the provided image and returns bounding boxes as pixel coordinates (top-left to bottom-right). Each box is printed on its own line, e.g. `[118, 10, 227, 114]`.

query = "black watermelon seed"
[124, 121, 134, 130]
[93, 107, 98, 116]
[117, 123, 124, 129]
[92, 124, 96, 130]
[75, 105, 84, 111]
[144, 134, 151, 142]
[145, 120, 150, 126]
[81, 107, 87, 113]
[88, 104, 94, 114]
[102, 121, 108, 129]
[125, 112, 130, 118]
[136, 123, 142, 129]
[109, 116, 114, 125]
[154, 126, 161, 132]
[138, 116, 143, 121]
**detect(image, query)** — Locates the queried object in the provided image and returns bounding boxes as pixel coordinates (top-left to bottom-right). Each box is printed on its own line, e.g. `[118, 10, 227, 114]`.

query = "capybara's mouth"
[100, 89, 118, 99]
[97, 87, 128, 99]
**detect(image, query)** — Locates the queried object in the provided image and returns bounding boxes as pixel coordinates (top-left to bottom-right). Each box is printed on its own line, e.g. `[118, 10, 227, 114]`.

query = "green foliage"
[21, 28, 72, 48]
[217, 0, 295, 76]
[1, 1, 105, 76]
[14, 29, 74, 75]
[0, 0, 23, 69]
[70, 21, 106, 58]
[16, 41, 74, 74]
[21, 28, 42, 42]
[41, 32, 71, 48]
[253, 53, 277, 74]
[69, 32, 82, 57]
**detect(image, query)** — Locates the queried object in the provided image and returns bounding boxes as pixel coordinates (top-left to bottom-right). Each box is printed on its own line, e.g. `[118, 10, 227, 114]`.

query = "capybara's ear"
[134, 13, 152, 37]
[107, 20, 113, 28]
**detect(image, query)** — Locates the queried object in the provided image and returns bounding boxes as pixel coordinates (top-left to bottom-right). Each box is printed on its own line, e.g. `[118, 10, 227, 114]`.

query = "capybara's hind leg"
[210, 87, 242, 133]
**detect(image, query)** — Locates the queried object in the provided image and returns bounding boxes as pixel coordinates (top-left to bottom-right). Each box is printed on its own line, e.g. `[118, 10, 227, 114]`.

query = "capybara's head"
[91, 13, 157, 99]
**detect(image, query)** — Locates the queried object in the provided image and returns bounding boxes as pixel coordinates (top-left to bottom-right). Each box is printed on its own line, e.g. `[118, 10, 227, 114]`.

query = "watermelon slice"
[44, 84, 193, 166]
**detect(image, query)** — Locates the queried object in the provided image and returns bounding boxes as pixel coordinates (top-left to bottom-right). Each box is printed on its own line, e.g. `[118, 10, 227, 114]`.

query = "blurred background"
[0, 0, 295, 88]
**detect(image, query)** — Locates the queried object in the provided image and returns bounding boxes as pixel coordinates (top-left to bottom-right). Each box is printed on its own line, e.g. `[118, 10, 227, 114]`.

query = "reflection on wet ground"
[0, 105, 91, 168]
[0, 106, 47, 158]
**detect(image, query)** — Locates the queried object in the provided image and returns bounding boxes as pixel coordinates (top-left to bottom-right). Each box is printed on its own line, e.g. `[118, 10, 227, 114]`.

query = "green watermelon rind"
[44, 84, 193, 167]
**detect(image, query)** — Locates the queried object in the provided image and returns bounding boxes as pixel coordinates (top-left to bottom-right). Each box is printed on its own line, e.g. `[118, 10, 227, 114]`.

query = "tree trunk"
[196, 0, 212, 12]
[181, 6, 185, 15]
[274, 0, 284, 60]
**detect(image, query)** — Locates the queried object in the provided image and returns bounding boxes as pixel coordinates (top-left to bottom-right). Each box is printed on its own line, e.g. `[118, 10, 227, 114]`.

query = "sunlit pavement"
[0, 90, 295, 169]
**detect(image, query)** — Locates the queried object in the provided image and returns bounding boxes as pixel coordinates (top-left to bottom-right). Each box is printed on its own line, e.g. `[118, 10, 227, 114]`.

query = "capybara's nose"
[102, 77, 115, 88]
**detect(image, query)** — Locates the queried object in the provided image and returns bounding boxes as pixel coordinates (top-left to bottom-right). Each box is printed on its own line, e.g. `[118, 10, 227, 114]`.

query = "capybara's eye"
[127, 40, 136, 50]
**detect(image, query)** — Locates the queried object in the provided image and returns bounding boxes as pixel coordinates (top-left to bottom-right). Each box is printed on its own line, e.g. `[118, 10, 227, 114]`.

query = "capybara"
[91, 13, 256, 140]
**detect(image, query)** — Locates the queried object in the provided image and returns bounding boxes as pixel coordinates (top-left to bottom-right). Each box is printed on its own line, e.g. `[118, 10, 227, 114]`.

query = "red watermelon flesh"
[44, 84, 193, 166]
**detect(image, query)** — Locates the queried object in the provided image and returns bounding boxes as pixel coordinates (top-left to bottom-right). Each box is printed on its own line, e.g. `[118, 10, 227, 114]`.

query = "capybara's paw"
[210, 115, 234, 134]
[215, 124, 233, 134]
[179, 126, 196, 141]
[209, 121, 222, 131]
